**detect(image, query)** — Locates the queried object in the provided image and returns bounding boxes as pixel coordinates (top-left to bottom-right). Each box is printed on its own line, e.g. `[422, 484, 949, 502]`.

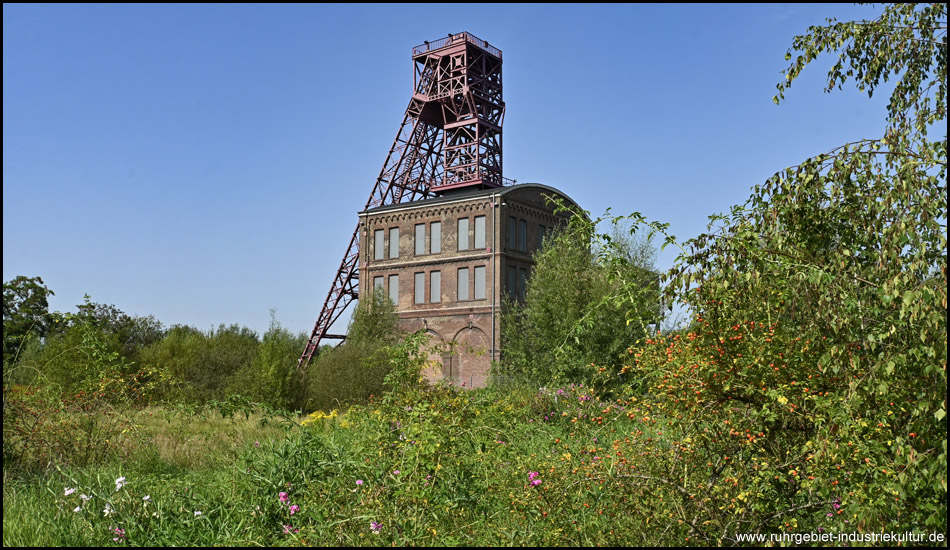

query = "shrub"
[303, 288, 399, 412]
[501, 209, 660, 388]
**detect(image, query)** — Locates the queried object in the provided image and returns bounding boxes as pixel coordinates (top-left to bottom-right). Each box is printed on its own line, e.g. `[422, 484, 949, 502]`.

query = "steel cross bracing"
[299, 32, 504, 368]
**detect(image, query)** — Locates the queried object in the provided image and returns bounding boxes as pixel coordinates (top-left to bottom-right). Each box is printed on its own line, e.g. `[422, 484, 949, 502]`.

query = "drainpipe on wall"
[490, 192, 499, 368]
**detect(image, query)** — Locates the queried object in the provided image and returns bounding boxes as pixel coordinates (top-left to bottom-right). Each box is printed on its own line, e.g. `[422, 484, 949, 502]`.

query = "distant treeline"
[2, 276, 401, 412]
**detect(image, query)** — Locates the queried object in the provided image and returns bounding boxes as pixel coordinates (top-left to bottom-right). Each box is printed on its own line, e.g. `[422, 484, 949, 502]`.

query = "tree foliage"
[640, 2, 947, 538]
[501, 210, 660, 387]
[305, 288, 400, 411]
[229, 310, 307, 410]
[73, 297, 165, 361]
[2, 275, 55, 365]
[137, 323, 259, 403]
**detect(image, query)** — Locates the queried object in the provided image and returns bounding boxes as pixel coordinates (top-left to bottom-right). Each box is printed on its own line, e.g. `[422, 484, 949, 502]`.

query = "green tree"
[346, 285, 400, 346]
[2, 276, 55, 365]
[305, 288, 399, 411]
[501, 211, 660, 387]
[13, 311, 139, 399]
[138, 323, 259, 403]
[8, 293, 168, 401]
[651, 2, 946, 538]
[74, 297, 165, 360]
[229, 310, 307, 410]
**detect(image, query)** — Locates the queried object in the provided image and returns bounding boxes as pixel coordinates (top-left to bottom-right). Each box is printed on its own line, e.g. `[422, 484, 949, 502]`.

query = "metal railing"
[413, 32, 502, 59]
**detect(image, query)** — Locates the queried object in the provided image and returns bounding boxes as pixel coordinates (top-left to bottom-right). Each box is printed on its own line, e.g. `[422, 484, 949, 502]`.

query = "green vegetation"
[304, 287, 399, 412]
[501, 212, 660, 387]
[3, 3, 946, 546]
[2, 275, 56, 364]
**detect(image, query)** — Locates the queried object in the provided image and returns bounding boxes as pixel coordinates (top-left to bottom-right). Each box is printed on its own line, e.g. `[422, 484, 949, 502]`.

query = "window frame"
[430, 270, 441, 303]
[430, 221, 442, 254]
[474, 215, 486, 249]
[389, 227, 400, 259]
[415, 223, 426, 256]
[457, 267, 470, 301]
[458, 218, 470, 251]
[474, 265, 486, 300]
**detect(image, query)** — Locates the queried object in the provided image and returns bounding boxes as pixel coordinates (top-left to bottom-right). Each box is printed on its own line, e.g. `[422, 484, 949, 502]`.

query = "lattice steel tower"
[299, 32, 505, 368]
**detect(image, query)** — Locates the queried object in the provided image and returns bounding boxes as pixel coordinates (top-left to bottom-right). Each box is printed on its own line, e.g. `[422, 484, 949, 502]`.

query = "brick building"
[359, 183, 579, 387]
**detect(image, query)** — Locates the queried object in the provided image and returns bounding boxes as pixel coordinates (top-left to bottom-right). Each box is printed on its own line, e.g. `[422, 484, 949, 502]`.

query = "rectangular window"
[389, 274, 399, 305]
[457, 267, 470, 301]
[519, 219, 527, 252]
[539, 224, 547, 245]
[414, 272, 425, 304]
[507, 266, 517, 300]
[374, 229, 384, 260]
[518, 268, 528, 300]
[458, 218, 470, 251]
[430, 221, 441, 254]
[474, 216, 486, 249]
[430, 271, 441, 303]
[474, 265, 486, 300]
[415, 224, 425, 256]
[373, 276, 384, 290]
[508, 216, 516, 249]
[389, 228, 400, 259]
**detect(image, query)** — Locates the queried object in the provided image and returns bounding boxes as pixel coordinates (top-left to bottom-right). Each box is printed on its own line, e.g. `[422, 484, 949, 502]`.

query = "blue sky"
[3, 3, 891, 336]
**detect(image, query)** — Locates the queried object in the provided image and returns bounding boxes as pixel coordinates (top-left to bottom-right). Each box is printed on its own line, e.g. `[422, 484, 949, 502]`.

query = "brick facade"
[359, 183, 578, 388]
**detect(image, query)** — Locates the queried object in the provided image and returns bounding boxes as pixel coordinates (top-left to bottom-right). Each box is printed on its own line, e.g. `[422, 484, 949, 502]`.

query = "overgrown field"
[3, 3, 947, 546]
[4, 337, 946, 546]
[3, 382, 699, 546]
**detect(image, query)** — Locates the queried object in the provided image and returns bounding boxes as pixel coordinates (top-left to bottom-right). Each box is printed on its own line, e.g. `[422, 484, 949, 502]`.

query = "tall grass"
[3, 382, 690, 546]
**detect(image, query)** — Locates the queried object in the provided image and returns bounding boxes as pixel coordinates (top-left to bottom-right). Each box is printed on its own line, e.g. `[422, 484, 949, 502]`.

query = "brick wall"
[359, 184, 577, 387]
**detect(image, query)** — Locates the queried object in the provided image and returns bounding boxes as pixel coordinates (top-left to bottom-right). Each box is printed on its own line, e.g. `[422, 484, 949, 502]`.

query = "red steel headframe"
[299, 32, 506, 368]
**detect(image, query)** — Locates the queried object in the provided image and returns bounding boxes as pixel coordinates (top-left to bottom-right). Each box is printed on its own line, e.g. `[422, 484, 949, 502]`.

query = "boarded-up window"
[415, 224, 425, 256]
[474, 265, 486, 300]
[414, 272, 425, 304]
[458, 218, 470, 251]
[389, 228, 400, 259]
[474, 216, 486, 249]
[389, 274, 399, 304]
[374, 230, 384, 260]
[430, 271, 441, 303]
[458, 267, 470, 301]
[431, 221, 441, 254]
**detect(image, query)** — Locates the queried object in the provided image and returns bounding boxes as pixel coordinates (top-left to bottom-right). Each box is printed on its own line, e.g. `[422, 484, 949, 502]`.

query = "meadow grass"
[132, 406, 289, 472]
[4, 383, 688, 546]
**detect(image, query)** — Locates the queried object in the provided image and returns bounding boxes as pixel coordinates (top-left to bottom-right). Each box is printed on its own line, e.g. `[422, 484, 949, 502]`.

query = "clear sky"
[3, 3, 892, 337]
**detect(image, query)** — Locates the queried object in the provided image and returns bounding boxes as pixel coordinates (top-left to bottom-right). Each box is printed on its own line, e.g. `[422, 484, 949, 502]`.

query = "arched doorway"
[451, 326, 490, 388]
